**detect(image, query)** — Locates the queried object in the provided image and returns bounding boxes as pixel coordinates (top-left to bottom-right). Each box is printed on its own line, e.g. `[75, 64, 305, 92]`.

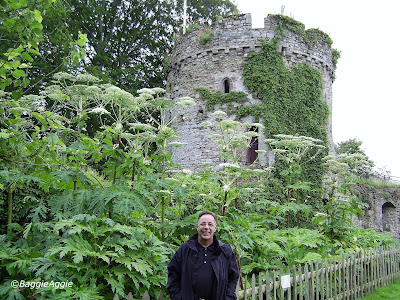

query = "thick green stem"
[286, 189, 291, 229]
[7, 184, 14, 232]
[161, 195, 165, 240]
[130, 158, 137, 191]
[222, 190, 228, 217]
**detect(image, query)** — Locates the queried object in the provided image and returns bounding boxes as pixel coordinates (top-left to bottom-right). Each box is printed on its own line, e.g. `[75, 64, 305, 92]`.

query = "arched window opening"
[382, 202, 396, 232]
[247, 127, 258, 165]
[222, 78, 231, 93]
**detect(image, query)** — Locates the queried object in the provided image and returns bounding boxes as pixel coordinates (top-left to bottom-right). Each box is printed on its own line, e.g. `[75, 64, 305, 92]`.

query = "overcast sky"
[232, 0, 400, 180]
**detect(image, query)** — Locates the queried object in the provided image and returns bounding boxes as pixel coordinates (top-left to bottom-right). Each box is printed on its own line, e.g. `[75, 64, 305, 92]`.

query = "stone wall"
[353, 183, 400, 240]
[167, 13, 336, 170]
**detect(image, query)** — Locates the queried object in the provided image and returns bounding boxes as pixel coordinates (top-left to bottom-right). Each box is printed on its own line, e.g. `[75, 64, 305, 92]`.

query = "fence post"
[320, 260, 325, 300]
[266, 270, 271, 300]
[333, 257, 337, 300]
[305, 263, 310, 300]
[293, 264, 298, 300]
[315, 261, 319, 300]
[244, 275, 248, 300]
[252, 273, 256, 300]
[342, 254, 347, 300]
[310, 262, 315, 300]
[280, 268, 284, 300]
[157, 291, 163, 300]
[299, 264, 303, 300]
[142, 291, 150, 300]
[325, 258, 330, 300]
[287, 265, 291, 300]
[337, 256, 341, 300]
[265, 271, 271, 300]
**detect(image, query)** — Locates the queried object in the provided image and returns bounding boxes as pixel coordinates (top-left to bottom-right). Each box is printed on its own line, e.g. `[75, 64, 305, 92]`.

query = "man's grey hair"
[197, 210, 217, 224]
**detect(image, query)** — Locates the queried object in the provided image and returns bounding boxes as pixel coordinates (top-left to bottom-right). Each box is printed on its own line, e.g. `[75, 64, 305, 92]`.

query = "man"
[167, 210, 239, 300]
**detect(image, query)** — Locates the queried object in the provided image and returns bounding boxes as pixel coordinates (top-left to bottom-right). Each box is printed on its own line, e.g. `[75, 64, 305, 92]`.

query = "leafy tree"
[1, 0, 237, 96]
[336, 138, 375, 178]
[0, 0, 53, 95]
[24, 0, 86, 94]
[174, 0, 238, 25]
[63, 0, 237, 93]
[0, 0, 86, 97]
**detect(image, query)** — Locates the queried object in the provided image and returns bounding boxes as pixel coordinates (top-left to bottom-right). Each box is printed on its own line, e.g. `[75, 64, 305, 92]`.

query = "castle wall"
[167, 13, 336, 170]
[353, 183, 400, 241]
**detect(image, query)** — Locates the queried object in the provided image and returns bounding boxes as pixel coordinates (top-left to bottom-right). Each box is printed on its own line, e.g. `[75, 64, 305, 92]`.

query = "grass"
[357, 277, 400, 299]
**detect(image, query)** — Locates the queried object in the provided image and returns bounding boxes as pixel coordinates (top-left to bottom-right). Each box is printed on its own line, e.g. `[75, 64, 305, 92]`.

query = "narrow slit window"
[247, 127, 258, 165]
[223, 78, 230, 93]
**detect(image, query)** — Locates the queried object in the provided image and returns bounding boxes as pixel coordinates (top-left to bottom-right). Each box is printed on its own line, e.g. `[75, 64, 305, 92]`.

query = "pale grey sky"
[233, 0, 400, 179]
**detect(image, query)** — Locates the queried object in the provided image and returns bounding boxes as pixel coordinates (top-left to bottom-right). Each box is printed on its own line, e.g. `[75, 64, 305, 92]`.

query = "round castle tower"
[167, 13, 336, 170]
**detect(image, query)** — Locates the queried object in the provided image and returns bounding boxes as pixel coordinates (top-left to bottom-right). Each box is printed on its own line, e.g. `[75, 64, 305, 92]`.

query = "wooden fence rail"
[235, 244, 400, 300]
[117, 244, 400, 300]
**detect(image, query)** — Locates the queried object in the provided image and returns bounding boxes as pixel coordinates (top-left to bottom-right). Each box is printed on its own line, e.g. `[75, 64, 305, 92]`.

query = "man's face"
[197, 214, 217, 242]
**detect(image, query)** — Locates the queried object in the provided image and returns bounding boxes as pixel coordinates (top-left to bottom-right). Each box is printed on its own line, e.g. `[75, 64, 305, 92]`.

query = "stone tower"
[166, 13, 336, 170]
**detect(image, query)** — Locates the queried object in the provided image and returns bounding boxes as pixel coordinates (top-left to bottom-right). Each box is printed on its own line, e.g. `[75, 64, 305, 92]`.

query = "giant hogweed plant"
[0, 72, 195, 298]
[42, 73, 195, 220]
[0, 214, 170, 299]
[201, 110, 268, 217]
[313, 153, 369, 246]
[266, 134, 326, 228]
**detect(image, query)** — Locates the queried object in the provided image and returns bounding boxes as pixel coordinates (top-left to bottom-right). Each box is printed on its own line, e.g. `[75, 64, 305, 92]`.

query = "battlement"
[215, 13, 253, 29]
[172, 14, 335, 80]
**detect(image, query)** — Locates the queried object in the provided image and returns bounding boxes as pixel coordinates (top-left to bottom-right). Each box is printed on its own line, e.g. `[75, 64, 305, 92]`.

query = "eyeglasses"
[198, 222, 216, 228]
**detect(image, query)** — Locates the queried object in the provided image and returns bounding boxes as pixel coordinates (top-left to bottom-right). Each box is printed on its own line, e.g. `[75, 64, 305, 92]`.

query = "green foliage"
[267, 14, 341, 68]
[242, 41, 329, 142]
[0, 215, 170, 299]
[0, 73, 196, 297]
[199, 32, 212, 45]
[176, 0, 238, 25]
[240, 40, 330, 204]
[266, 135, 326, 227]
[1, 75, 397, 297]
[200, 111, 268, 216]
[195, 87, 249, 113]
[267, 14, 332, 46]
[336, 138, 375, 178]
[62, 0, 237, 93]
[0, 0, 87, 97]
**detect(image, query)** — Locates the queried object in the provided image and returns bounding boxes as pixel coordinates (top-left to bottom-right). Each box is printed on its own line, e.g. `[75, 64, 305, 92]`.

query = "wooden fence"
[236, 244, 400, 300]
[117, 244, 400, 300]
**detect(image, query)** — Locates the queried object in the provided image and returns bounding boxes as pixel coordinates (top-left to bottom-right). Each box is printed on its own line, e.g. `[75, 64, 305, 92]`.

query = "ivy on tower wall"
[241, 39, 329, 194]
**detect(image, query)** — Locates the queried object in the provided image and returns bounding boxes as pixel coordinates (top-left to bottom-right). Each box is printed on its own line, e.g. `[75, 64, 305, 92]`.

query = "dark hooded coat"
[167, 234, 239, 300]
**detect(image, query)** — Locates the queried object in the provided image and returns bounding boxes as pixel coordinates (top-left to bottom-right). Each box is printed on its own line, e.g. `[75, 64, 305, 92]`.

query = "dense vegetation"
[0, 1, 397, 299]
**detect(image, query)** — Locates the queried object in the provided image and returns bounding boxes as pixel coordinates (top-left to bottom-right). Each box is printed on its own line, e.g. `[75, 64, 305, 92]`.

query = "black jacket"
[167, 234, 239, 300]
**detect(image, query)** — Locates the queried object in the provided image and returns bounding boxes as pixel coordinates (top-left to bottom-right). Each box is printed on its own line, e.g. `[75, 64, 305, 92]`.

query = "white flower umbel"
[212, 110, 227, 116]
[218, 163, 240, 169]
[176, 97, 195, 108]
[90, 107, 110, 115]
[137, 88, 155, 95]
[128, 123, 156, 131]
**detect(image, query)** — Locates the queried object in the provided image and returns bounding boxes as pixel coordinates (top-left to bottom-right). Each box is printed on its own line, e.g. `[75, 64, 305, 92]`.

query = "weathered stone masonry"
[167, 13, 336, 171]
[353, 184, 400, 240]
